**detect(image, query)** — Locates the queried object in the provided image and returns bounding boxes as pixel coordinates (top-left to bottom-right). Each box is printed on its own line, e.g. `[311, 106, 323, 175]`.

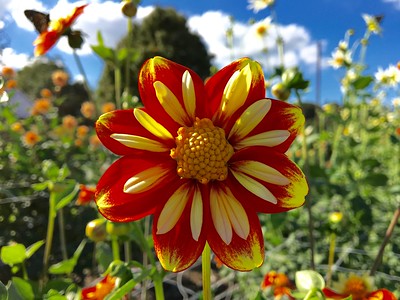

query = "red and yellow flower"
[261, 271, 294, 299]
[33, 5, 87, 56]
[323, 273, 396, 300]
[81, 275, 116, 300]
[95, 56, 308, 272]
[76, 184, 96, 206]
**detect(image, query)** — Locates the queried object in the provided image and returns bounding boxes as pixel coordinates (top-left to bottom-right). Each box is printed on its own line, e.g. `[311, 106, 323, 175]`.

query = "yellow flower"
[31, 98, 52, 115]
[40, 88, 53, 98]
[329, 211, 343, 224]
[52, 70, 69, 88]
[1, 66, 15, 79]
[11, 122, 24, 133]
[62, 115, 78, 130]
[76, 125, 90, 139]
[5, 79, 17, 89]
[22, 131, 40, 147]
[101, 102, 116, 114]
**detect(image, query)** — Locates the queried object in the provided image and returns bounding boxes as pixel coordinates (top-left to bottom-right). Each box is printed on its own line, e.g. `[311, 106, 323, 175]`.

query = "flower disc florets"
[171, 118, 234, 184]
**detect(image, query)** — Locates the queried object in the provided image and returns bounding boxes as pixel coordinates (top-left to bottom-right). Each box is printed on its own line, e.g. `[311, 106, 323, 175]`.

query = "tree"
[96, 6, 213, 104]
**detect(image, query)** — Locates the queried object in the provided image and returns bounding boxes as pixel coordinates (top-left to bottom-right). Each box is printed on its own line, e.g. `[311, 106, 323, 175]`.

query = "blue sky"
[1, 0, 400, 105]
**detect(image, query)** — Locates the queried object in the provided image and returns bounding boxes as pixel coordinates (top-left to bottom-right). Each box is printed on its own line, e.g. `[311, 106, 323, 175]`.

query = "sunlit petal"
[228, 99, 271, 140]
[157, 184, 190, 235]
[134, 109, 174, 140]
[111, 133, 168, 152]
[230, 169, 277, 204]
[210, 187, 233, 244]
[154, 81, 189, 125]
[190, 186, 203, 241]
[234, 130, 290, 150]
[124, 166, 170, 194]
[233, 160, 290, 186]
[182, 70, 196, 120]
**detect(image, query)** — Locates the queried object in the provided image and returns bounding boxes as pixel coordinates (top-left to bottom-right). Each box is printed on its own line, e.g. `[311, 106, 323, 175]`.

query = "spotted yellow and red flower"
[323, 273, 397, 300]
[261, 271, 295, 299]
[95, 56, 308, 272]
[33, 4, 87, 56]
[81, 275, 116, 300]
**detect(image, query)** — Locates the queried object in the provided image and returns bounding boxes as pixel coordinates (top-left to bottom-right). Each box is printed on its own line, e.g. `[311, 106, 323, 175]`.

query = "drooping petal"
[231, 99, 305, 153]
[139, 56, 207, 132]
[95, 154, 178, 222]
[367, 289, 397, 300]
[322, 288, 347, 299]
[229, 146, 308, 213]
[33, 31, 60, 56]
[96, 109, 175, 156]
[205, 58, 265, 130]
[190, 186, 203, 241]
[207, 183, 264, 271]
[153, 183, 206, 272]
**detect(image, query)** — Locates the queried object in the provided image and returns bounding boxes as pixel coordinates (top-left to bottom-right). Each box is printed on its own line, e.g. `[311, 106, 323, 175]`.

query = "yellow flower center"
[171, 118, 234, 184]
[343, 277, 369, 300]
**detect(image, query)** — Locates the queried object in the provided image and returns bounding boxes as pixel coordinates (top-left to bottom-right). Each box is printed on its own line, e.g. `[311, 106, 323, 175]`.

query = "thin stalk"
[72, 50, 93, 103]
[326, 233, 336, 286]
[124, 18, 133, 95]
[370, 205, 400, 276]
[202, 243, 212, 300]
[296, 90, 316, 270]
[153, 272, 165, 300]
[57, 208, 68, 261]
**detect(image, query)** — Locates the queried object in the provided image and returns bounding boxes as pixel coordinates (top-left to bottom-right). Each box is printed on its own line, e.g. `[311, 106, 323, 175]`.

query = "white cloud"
[188, 10, 326, 72]
[1, 48, 33, 69]
[383, 0, 400, 9]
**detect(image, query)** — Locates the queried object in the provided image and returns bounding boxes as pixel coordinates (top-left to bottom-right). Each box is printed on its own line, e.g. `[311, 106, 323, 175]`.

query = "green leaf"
[351, 76, 373, 90]
[362, 173, 388, 187]
[95, 242, 113, 272]
[44, 289, 67, 299]
[105, 279, 136, 300]
[1, 244, 26, 265]
[11, 277, 34, 300]
[58, 165, 70, 181]
[31, 181, 49, 191]
[0, 281, 7, 300]
[117, 48, 128, 63]
[48, 259, 76, 275]
[5, 281, 24, 300]
[42, 160, 61, 181]
[25, 240, 45, 259]
[295, 270, 325, 292]
[53, 181, 79, 211]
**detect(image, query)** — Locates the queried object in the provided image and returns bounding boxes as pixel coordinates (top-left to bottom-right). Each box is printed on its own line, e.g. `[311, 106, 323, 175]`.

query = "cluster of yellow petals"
[171, 118, 234, 184]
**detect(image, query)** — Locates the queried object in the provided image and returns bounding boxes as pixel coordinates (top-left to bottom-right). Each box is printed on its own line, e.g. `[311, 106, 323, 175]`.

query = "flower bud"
[271, 82, 290, 101]
[86, 218, 107, 242]
[106, 221, 131, 237]
[121, 0, 137, 17]
[68, 31, 84, 49]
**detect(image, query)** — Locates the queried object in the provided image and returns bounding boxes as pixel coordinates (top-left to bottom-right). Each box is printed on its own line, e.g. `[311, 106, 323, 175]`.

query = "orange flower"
[101, 102, 116, 114]
[76, 184, 96, 205]
[81, 275, 116, 300]
[22, 131, 40, 147]
[62, 115, 78, 130]
[52, 70, 69, 87]
[1, 66, 15, 79]
[261, 271, 294, 299]
[395, 127, 400, 136]
[81, 101, 96, 119]
[31, 98, 52, 115]
[76, 125, 90, 138]
[89, 134, 102, 148]
[40, 88, 53, 98]
[5, 79, 17, 89]
[33, 5, 88, 56]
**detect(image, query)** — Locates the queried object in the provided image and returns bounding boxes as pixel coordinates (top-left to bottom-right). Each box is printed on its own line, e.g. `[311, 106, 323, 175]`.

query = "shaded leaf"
[11, 277, 34, 300]
[25, 240, 45, 259]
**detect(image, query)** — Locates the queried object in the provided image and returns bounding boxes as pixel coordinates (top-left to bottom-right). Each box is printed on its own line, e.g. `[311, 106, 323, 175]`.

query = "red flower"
[323, 288, 397, 300]
[261, 271, 295, 299]
[76, 184, 96, 206]
[95, 56, 308, 272]
[81, 275, 116, 300]
[33, 5, 87, 56]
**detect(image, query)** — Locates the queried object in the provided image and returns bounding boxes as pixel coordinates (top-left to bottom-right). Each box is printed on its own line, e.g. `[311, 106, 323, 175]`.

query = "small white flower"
[392, 97, 400, 107]
[329, 49, 352, 69]
[362, 14, 382, 34]
[375, 65, 400, 87]
[247, 0, 275, 13]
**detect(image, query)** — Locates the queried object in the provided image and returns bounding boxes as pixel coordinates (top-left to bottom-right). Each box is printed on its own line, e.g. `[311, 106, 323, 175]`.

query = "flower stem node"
[171, 118, 234, 184]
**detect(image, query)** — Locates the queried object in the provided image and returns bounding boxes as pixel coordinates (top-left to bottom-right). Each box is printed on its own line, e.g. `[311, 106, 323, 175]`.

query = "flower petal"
[190, 186, 203, 241]
[134, 108, 174, 140]
[207, 185, 264, 271]
[231, 99, 305, 153]
[367, 289, 397, 300]
[228, 99, 271, 141]
[95, 154, 178, 222]
[124, 165, 170, 194]
[153, 183, 206, 272]
[182, 70, 196, 120]
[96, 109, 174, 155]
[111, 133, 169, 152]
[229, 146, 308, 213]
[157, 183, 190, 235]
[206, 58, 265, 129]
[139, 56, 207, 131]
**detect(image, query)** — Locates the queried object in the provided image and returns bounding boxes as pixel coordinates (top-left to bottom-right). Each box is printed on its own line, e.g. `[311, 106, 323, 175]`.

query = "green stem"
[111, 237, 120, 261]
[153, 272, 165, 300]
[58, 209, 68, 261]
[202, 243, 212, 300]
[326, 233, 336, 286]
[43, 190, 57, 283]
[114, 67, 122, 109]
[124, 18, 133, 95]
